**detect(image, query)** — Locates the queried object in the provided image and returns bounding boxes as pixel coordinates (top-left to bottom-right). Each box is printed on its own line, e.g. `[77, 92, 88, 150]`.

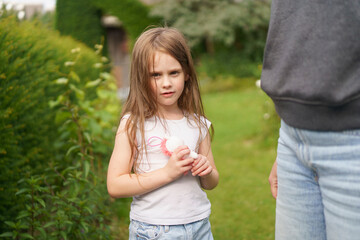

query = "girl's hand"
[191, 154, 213, 177]
[164, 146, 194, 181]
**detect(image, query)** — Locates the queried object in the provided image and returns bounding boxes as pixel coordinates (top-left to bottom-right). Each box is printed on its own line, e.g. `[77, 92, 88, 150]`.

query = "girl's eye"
[170, 71, 179, 76]
[151, 73, 160, 78]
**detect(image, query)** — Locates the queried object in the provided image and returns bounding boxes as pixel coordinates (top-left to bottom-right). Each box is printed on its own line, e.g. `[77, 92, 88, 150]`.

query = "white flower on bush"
[255, 79, 261, 88]
[93, 63, 103, 69]
[94, 44, 103, 50]
[64, 61, 75, 67]
[71, 47, 81, 54]
[54, 78, 68, 85]
[6, 3, 13, 11]
[17, 10, 25, 20]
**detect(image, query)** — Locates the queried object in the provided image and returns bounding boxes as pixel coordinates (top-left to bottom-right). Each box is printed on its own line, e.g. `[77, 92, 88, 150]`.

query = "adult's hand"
[268, 161, 278, 199]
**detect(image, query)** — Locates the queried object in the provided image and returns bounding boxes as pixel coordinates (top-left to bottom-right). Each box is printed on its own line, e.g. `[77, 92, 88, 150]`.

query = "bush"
[55, 0, 104, 48]
[0, 15, 121, 237]
[91, 0, 160, 43]
[56, 0, 160, 49]
[196, 50, 263, 80]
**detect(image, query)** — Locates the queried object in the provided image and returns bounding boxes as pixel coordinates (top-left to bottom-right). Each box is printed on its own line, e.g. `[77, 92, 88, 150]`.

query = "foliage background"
[55, 0, 104, 48]
[151, 0, 271, 61]
[0, 14, 122, 238]
[1, 0, 277, 239]
[56, 0, 160, 49]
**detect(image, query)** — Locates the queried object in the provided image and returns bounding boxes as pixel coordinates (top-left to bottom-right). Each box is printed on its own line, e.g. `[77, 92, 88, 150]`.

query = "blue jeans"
[129, 218, 213, 240]
[276, 120, 360, 240]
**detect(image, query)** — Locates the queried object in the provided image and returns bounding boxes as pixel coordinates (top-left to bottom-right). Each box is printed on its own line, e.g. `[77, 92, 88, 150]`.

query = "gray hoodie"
[261, 0, 360, 131]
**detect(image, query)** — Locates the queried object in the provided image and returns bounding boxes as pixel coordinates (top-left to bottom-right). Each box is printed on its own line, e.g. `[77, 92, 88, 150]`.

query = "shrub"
[0, 15, 120, 236]
[196, 50, 263, 80]
[56, 0, 160, 49]
[55, 0, 104, 48]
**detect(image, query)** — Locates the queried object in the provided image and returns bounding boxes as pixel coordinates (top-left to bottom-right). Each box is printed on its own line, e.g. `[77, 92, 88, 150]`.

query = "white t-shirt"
[129, 115, 212, 225]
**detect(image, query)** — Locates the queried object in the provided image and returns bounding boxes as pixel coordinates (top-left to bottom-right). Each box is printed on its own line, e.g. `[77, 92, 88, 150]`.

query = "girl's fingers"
[192, 161, 211, 176]
[192, 156, 206, 171]
[174, 146, 190, 159]
[197, 167, 212, 177]
[181, 157, 194, 167]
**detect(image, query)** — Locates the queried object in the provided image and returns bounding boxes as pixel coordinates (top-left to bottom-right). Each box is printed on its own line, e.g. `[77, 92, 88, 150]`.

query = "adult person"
[260, 1, 360, 240]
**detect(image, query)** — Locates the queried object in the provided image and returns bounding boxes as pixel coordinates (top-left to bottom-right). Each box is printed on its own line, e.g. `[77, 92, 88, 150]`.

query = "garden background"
[0, 0, 280, 239]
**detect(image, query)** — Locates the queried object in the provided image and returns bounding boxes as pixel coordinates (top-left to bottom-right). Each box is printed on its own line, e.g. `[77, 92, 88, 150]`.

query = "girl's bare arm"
[193, 132, 219, 190]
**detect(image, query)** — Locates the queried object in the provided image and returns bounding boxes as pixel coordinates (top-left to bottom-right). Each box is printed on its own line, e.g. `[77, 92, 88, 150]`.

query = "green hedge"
[92, 0, 160, 42]
[55, 0, 104, 48]
[56, 0, 160, 49]
[0, 16, 108, 233]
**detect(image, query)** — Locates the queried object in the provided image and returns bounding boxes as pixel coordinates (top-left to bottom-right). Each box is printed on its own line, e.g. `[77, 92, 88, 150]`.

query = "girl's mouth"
[161, 92, 174, 97]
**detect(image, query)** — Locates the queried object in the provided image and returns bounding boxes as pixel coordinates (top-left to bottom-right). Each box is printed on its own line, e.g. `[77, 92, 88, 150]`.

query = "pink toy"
[148, 136, 198, 159]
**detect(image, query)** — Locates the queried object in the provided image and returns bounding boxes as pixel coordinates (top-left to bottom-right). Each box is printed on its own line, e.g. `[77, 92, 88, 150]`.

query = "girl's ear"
[185, 74, 190, 81]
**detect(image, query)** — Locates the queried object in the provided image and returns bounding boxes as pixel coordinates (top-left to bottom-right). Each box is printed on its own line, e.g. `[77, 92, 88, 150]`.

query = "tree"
[151, 0, 271, 56]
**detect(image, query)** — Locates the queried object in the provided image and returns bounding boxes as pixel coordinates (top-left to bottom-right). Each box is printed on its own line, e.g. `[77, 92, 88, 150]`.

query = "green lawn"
[203, 86, 278, 240]
[113, 85, 279, 239]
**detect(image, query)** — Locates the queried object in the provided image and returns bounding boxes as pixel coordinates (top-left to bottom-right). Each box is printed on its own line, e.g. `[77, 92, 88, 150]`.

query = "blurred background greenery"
[0, 0, 279, 239]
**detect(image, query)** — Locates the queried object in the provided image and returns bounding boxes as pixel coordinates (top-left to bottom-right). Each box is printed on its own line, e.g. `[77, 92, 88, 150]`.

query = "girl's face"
[149, 51, 187, 115]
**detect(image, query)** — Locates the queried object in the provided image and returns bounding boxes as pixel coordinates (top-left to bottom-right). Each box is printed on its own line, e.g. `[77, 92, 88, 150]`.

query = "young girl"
[107, 27, 219, 239]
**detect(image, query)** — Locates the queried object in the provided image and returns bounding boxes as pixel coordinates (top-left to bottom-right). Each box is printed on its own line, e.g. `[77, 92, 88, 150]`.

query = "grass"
[203, 85, 279, 239]
[112, 83, 280, 239]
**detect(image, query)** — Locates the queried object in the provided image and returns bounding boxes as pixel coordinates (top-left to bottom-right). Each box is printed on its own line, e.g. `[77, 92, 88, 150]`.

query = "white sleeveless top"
[129, 115, 212, 225]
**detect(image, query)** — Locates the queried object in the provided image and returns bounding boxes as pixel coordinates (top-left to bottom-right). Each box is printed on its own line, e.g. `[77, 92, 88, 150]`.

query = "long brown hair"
[121, 27, 213, 173]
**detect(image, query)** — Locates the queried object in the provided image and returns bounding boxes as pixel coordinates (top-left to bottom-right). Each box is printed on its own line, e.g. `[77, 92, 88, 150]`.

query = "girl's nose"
[161, 75, 172, 88]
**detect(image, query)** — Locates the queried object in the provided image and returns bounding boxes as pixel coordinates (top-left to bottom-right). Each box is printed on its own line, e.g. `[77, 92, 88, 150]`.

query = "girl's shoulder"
[122, 113, 131, 120]
[117, 113, 132, 134]
[187, 113, 211, 129]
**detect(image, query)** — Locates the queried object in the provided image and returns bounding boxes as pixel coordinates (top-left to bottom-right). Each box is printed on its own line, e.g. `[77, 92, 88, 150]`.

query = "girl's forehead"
[148, 50, 180, 69]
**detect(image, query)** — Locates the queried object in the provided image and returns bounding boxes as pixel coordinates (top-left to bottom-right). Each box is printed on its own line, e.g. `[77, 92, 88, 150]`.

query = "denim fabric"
[129, 218, 213, 240]
[276, 120, 360, 240]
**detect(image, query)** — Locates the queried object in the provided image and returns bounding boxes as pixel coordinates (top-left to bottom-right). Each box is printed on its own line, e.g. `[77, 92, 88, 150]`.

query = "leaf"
[4, 221, 16, 228]
[84, 207, 93, 214]
[43, 221, 56, 228]
[0, 232, 13, 237]
[60, 231, 68, 240]
[69, 84, 85, 100]
[100, 72, 112, 80]
[80, 221, 89, 233]
[66, 145, 80, 156]
[83, 160, 90, 178]
[36, 227, 47, 238]
[70, 211, 80, 217]
[54, 78, 68, 85]
[19, 233, 34, 239]
[48, 95, 65, 109]
[69, 71, 80, 83]
[48, 100, 59, 108]
[15, 188, 29, 195]
[85, 78, 102, 88]
[84, 132, 92, 144]
[35, 197, 46, 208]
[16, 211, 30, 220]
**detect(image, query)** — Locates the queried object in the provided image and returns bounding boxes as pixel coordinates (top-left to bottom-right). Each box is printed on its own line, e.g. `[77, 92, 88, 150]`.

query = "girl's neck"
[157, 108, 184, 120]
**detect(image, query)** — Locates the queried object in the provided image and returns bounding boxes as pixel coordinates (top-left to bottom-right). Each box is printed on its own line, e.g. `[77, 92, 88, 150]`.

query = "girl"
[107, 27, 219, 239]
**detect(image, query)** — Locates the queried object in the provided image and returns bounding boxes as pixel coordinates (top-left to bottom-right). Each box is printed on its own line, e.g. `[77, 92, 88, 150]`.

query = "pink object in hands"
[161, 136, 198, 159]
[148, 136, 198, 159]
